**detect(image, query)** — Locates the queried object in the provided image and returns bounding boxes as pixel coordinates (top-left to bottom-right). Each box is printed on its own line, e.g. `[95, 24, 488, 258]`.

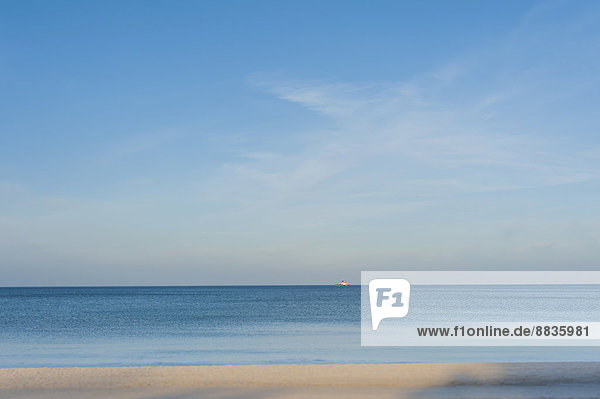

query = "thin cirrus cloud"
[236, 77, 596, 200]
[98, 129, 185, 163]
[238, 5, 600, 201]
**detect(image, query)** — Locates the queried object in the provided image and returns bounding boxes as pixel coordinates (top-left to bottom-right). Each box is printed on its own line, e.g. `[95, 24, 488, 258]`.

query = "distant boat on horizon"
[334, 280, 349, 286]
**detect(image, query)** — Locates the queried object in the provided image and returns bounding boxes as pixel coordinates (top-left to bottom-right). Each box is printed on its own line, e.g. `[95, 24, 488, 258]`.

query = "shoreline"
[2, 362, 600, 398]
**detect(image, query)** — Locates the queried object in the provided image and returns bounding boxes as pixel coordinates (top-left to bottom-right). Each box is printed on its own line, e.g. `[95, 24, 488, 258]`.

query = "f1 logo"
[369, 279, 411, 330]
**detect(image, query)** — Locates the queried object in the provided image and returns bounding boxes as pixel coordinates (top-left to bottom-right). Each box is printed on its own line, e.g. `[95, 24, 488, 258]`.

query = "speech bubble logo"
[369, 278, 411, 330]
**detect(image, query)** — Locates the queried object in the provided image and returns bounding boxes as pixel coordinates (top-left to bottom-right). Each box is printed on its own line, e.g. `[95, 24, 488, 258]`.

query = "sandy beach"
[2, 362, 600, 398]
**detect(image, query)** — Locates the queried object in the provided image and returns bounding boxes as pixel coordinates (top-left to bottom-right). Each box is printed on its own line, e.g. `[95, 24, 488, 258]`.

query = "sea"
[1, 285, 599, 368]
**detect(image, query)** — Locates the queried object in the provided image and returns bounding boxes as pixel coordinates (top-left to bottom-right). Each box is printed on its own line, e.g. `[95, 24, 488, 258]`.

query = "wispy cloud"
[99, 129, 184, 163]
[236, 77, 597, 201]
[241, 5, 600, 200]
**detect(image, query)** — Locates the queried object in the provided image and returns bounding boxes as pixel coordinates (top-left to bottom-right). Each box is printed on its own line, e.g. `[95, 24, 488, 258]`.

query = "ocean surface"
[1, 285, 599, 368]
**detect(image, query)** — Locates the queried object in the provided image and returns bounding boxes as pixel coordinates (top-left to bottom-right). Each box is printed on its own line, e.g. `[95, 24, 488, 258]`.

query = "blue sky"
[1, 1, 599, 285]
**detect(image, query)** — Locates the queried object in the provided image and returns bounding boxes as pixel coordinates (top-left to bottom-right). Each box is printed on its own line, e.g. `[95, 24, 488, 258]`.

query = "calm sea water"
[1, 285, 599, 367]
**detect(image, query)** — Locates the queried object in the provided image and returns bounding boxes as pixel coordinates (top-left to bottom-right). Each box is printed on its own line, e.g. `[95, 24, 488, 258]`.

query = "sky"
[1, 1, 600, 285]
